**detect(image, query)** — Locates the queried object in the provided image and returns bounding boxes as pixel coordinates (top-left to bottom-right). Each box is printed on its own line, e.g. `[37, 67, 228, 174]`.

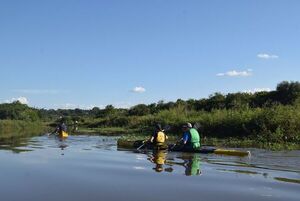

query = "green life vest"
[189, 128, 200, 149]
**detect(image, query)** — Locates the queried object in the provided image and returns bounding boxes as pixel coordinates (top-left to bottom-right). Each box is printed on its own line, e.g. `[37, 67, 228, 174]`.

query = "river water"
[0, 135, 299, 201]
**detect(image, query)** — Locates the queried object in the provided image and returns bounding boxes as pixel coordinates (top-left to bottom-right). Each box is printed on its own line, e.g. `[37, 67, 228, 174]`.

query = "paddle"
[162, 125, 171, 132]
[137, 140, 148, 150]
[193, 122, 201, 130]
[169, 138, 183, 151]
[47, 130, 57, 136]
[47, 132, 59, 137]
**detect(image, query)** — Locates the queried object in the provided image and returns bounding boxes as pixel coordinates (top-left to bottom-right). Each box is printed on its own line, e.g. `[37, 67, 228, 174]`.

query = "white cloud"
[257, 53, 278, 59]
[217, 69, 253, 77]
[4, 97, 29, 104]
[131, 86, 146, 93]
[244, 88, 272, 94]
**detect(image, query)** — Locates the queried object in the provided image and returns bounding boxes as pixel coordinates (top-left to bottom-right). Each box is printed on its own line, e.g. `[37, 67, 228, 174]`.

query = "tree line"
[1, 81, 300, 143]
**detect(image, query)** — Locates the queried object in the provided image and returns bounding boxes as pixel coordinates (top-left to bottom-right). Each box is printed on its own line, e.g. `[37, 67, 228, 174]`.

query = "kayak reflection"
[53, 136, 68, 155]
[147, 150, 201, 176]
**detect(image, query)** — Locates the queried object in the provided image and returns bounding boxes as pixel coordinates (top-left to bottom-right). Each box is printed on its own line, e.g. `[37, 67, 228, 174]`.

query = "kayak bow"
[58, 131, 69, 138]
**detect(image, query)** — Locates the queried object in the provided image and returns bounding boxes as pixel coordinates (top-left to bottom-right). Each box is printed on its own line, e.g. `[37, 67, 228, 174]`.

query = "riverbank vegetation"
[1, 81, 300, 148]
[0, 120, 45, 139]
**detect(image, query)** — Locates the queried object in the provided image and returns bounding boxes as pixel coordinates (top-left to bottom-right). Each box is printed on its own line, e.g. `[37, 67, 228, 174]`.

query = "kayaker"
[150, 124, 168, 149]
[53, 117, 68, 136]
[72, 120, 78, 132]
[181, 123, 201, 151]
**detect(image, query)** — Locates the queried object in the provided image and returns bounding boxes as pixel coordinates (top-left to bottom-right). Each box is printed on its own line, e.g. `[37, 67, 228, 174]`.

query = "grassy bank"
[0, 120, 46, 139]
[75, 127, 138, 136]
[80, 103, 300, 143]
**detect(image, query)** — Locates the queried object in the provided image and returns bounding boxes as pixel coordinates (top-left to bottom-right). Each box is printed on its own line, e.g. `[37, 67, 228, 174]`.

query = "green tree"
[128, 104, 150, 116]
[275, 81, 300, 105]
[0, 101, 40, 121]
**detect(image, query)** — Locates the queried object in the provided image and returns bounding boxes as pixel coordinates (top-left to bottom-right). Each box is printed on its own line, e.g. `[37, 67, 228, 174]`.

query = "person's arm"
[52, 126, 59, 134]
[150, 131, 157, 143]
[150, 136, 154, 143]
[182, 132, 189, 144]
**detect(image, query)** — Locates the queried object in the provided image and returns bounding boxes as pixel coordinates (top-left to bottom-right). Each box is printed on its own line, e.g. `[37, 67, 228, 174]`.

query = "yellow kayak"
[213, 149, 250, 157]
[58, 131, 69, 138]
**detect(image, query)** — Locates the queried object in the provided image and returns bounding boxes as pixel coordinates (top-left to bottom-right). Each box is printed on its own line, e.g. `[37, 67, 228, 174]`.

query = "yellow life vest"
[156, 131, 166, 143]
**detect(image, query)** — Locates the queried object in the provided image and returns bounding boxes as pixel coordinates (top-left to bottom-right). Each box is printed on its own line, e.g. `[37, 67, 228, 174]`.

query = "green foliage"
[0, 101, 40, 121]
[0, 81, 299, 145]
[275, 81, 300, 104]
[128, 104, 150, 116]
[0, 120, 45, 139]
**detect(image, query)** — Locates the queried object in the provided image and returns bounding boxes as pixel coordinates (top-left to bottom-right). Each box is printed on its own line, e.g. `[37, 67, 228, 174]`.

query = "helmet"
[186, 123, 192, 128]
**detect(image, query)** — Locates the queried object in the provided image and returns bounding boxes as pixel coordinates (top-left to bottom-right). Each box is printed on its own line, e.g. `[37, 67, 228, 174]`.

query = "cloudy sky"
[1, 0, 299, 109]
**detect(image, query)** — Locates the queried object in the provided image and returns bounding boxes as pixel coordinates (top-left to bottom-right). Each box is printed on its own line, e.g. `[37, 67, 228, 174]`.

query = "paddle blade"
[163, 125, 171, 132]
[193, 122, 201, 130]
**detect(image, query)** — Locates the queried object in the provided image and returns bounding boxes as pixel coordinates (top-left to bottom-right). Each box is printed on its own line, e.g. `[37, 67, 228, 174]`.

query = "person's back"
[189, 128, 200, 149]
[59, 123, 67, 132]
[150, 124, 168, 148]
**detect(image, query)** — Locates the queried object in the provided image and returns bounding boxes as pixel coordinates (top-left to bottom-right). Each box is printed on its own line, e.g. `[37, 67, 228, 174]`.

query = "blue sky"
[1, 0, 299, 109]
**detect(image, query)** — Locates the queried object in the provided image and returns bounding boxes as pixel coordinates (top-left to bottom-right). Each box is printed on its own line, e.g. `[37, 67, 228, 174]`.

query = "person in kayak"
[72, 120, 78, 132]
[181, 123, 201, 151]
[150, 124, 168, 149]
[53, 117, 68, 137]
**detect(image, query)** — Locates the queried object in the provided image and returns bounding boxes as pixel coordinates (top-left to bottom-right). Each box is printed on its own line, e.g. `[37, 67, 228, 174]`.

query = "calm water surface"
[0, 135, 299, 201]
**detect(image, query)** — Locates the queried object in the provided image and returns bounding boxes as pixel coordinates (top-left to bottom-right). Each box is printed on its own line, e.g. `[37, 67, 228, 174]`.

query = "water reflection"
[0, 137, 33, 153]
[147, 150, 201, 176]
[273, 177, 300, 184]
[1, 134, 300, 189]
[0, 134, 70, 154]
[170, 153, 202, 176]
[148, 150, 173, 173]
[55, 137, 68, 155]
[183, 154, 201, 176]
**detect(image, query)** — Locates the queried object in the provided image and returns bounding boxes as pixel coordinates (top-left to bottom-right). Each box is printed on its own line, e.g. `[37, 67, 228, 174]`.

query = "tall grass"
[119, 104, 300, 143]
[0, 120, 45, 139]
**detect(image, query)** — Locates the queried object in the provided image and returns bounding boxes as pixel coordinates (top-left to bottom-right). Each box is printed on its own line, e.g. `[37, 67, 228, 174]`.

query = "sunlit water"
[0, 135, 299, 201]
